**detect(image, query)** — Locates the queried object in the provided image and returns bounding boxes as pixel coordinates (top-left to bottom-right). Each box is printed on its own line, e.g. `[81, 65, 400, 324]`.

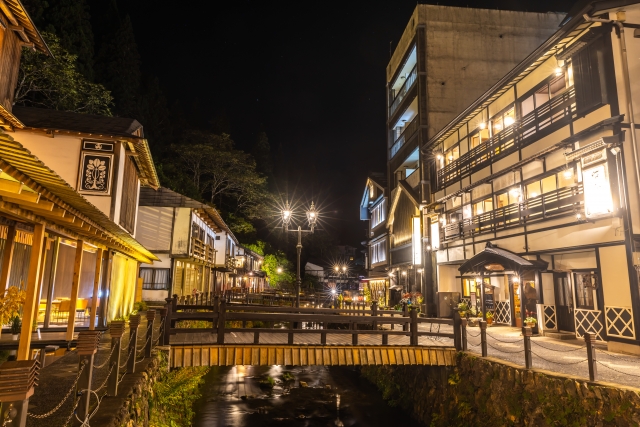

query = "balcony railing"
[389, 65, 417, 117]
[390, 114, 419, 158]
[437, 87, 576, 189]
[442, 183, 584, 241]
[192, 238, 216, 264]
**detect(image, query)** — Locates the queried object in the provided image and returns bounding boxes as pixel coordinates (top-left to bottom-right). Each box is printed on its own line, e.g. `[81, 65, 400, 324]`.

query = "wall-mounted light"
[479, 122, 486, 130]
[504, 116, 515, 127]
[555, 67, 563, 76]
[563, 168, 574, 180]
[402, 271, 407, 276]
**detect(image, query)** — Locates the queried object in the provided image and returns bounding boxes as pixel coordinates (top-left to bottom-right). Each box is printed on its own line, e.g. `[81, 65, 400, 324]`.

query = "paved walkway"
[26, 319, 155, 427]
[465, 325, 640, 388]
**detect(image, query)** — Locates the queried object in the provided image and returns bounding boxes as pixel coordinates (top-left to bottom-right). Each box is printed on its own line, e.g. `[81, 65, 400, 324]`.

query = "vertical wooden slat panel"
[276, 348, 284, 365]
[408, 349, 416, 365]
[252, 348, 259, 365]
[211, 347, 218, 366]
[381, 349, 390, 365]
[374, 348, 382, 365]
[322, 348, 330, 365]
[300, 348, 308, 366]
[359, 349, 367, 365]
[292, 348, 300, 366]
[260, 348, 268, 365]
[268, 348, 276, 365]
[367, 349, 375, 365]
[353, 348, 361, 365]
[401, 349, 410, 365]
[345, 348, 353, 365]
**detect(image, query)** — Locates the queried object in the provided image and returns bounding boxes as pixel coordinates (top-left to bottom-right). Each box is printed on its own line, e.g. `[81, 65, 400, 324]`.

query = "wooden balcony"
[442, 183, 584, 241]
[191, 238, 215, 264]
[437, 87, 576, 190]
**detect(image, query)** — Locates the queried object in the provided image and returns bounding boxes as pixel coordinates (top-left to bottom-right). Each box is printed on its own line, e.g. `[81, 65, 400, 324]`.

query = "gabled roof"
[3, 0, 50, 54]
[387, 180, 420, 227]
[139, 187, 236, 242]
[360, 174, 388, 219]
[0, 130, 157, 263]
[459, 243, 548, 275]
[13, 106, 160, 189]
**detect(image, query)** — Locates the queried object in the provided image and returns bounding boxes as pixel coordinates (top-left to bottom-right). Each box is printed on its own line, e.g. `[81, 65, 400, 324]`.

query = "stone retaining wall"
[361, 352, 640, 427]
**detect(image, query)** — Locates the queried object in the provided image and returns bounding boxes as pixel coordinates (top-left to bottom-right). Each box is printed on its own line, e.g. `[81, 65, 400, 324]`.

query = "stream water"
[193, 365, 423, 426]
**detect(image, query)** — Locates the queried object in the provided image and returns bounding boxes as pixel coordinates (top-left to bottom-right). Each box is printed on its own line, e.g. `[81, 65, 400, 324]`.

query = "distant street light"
[277, 266, 283, 274]
[280, 201, 318, 307]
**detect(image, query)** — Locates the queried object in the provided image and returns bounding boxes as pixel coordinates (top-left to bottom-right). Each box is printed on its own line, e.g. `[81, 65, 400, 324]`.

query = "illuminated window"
[471, 129, 490, 149]
[520, 73, 568, 117]
[473, 198, 493, 216]
[371, 199, 386, 228]
[445, 146, 459, 165]
[574, 272, 596, 309]
[491, 107, 515, 135]
[557, 168, 577, 188]
[371, 240, 387, 264]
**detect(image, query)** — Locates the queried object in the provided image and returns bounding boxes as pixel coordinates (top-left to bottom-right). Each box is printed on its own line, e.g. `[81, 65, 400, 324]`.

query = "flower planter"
[525, 322, 536, 329]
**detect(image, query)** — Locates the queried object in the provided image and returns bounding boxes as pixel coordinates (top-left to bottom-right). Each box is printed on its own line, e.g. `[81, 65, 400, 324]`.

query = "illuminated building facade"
[427, 1, 640, 353]
[385, 5, 566, 314]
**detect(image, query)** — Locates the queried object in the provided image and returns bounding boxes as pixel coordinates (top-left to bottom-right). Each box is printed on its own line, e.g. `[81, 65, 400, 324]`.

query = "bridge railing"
[164, 295, 462, 349]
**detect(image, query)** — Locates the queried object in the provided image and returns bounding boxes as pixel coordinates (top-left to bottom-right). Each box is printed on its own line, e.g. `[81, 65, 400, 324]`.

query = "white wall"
[437, 264, 460, 292]
[135, 206, 173, 251]
[171, 207, 191, 256]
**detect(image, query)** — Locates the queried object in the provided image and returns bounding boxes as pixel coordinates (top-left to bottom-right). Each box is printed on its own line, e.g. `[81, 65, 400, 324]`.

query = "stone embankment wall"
[361, 353, 640, 427]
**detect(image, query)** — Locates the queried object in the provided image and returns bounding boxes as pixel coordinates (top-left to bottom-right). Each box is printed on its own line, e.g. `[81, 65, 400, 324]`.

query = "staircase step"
[543, 331, 576, 340]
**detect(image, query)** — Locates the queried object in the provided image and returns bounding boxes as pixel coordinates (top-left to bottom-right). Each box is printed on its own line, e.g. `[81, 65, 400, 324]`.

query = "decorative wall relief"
[78, 152, 114, 195]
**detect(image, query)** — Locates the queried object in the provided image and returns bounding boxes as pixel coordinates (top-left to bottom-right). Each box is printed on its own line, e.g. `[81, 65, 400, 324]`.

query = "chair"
[76, 299, 89, 320]
[56, 300, 71, 322]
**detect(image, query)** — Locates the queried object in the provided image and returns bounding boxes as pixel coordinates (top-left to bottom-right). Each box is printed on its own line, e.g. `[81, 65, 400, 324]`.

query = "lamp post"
[281, 201, 318, 307]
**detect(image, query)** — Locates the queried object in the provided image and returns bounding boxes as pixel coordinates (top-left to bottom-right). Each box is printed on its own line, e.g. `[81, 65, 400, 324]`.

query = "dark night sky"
[117, 0, 576, 247]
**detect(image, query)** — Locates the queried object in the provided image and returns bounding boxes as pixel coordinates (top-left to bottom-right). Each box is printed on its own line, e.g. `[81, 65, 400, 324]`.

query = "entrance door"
[553, 273, 575, 332]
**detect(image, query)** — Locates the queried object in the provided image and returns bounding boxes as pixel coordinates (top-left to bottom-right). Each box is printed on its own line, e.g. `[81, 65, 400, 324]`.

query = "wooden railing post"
[145, 309, 156, 358]
[410, 307, 418, 346]
[453, 309, 462, 351]
[523, 326, 532, 369]
[127, 314, 141, 374]
[164, 297, 173, 347]
[461, 318, 468, 351]
[371, 301, 378, 330]
[76, 331, 101, 422]
[217, 300, 226, 344]
[402, 302, 408, 332]
[585, 332, 598, 381]
[480, 320, 488, 357]
[158, 308, 167, 346]
[107, 321, 125, 396]
[0, 359, 39, 427]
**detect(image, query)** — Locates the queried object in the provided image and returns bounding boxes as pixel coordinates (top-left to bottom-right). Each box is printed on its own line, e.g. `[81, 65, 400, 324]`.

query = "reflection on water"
[193, 365, 422, 426]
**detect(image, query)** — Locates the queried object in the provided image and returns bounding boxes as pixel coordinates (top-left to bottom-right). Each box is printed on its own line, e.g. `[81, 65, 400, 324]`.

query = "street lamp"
[281, 201, 318, 307]
[277, 266, 283, 274]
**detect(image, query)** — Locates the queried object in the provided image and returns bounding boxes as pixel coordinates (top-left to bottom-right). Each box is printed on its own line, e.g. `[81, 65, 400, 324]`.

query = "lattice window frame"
[494, 301, 511, 325]
[574, 308, 605, 341]
[543, 305, 557, 331]
[604, 306, 635, 339]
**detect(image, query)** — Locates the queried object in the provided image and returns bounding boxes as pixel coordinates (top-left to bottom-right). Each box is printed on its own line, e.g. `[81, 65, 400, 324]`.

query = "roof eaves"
[3, 0, 50, 54]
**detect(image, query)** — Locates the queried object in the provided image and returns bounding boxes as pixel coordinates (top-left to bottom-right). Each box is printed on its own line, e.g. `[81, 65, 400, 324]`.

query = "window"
[557, 168, 577, 188]
[491, 107, 515, 135]
[119, 155, 139, 233]
[140, 268, 171, 290]
[520, 72, 570, 117]
[495, 187, 521, 208]
[473, 198, 493, 216]
[371, 199, 386, 228]
[525, 171, 576, 200]
[371, 240, 386, 264]
[470, 128, 490, 149]
[445, 146, 459, 165]
[574, 272, 597, 309]
[192, 223, 204, 240]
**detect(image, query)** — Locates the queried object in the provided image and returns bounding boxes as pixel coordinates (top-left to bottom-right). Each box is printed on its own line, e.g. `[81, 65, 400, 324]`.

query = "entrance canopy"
[458, 243, 547, 276]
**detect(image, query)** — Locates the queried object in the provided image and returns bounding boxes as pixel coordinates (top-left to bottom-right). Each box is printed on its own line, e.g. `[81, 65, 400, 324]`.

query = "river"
[193, 365, 423, 426]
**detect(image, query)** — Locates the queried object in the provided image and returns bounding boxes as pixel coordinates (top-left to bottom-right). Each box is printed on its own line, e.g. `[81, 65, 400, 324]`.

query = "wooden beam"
[65, 239, 84, 341]
[0, 180, 22, 194]
[89, 248, 103, 331]
[0, 189, 39, 203]
[0, 225, 15, 293]
[17, 223, 45, 360]
[0, 0, 19, 26]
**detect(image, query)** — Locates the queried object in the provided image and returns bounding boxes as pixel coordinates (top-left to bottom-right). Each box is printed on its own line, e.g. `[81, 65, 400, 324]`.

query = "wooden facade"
[421, 4, 640, 353]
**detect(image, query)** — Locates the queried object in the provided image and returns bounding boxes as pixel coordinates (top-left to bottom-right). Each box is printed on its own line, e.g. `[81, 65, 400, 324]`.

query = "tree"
[262, 251, 295, 288]
[14, 32, 113, 114]
[23, 0, 95, 80]
[95, 14, 141, 117]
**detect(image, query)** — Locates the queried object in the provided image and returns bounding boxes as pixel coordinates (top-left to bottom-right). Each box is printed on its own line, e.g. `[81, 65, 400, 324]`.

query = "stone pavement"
[26, 318, 156, 427]
[464, 324, 640, 388]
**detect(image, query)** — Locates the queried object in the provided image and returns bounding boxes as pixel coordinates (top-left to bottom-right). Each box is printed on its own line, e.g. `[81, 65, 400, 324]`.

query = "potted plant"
[457, 301, 470, 318]
[10, 315, 21, 340]
[0, 286, 26, 338]
[486, 311, 494, 325]
[524, 316, 537, 328]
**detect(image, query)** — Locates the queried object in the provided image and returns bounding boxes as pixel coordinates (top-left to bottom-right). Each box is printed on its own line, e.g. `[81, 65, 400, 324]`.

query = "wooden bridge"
[161, 296, 462, 368]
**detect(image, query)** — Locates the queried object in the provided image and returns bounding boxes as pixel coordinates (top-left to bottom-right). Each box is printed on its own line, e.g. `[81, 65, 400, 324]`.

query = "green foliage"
[176, 320, 211, 329]
[302, 273, 320, 291]
[242, 240, 267, 256]
[259, 376, 275, 389]
[262, 252, 295, 287]
[15, 32, 113, 115]
[133, 301, 148, 312]
[150, 354, 209, 427]
[10, 315, 21, 335]
[282, 372, 294, 381]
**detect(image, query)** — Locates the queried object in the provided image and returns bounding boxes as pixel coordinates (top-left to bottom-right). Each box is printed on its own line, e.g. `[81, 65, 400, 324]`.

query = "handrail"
[390, 114, 419, 158]
[437, 87, 576, 189]
[442, 183, 584, 241]
[389, 64, 418, 116]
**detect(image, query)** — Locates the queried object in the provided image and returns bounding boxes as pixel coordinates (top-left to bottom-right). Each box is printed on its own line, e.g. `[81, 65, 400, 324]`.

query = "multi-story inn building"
[384, 5, 566, 315]
[135, 187, 243, 302]
[426, 0, 640, 354]
[0, 0, 158, 360]
[360, 173, 391, 303]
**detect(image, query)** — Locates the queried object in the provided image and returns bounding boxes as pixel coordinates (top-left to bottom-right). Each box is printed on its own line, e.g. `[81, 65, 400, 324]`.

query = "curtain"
[108, 254, 137, 321]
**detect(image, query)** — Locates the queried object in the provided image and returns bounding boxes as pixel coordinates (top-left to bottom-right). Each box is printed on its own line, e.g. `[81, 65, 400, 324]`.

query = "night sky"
[116, 0, 575, 247]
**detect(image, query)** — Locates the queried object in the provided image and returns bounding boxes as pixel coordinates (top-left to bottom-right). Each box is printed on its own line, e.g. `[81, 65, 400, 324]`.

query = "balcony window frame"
[140, 267, 171, 291]
[371, 199, 386, 229]
[371, 239, 387, 264]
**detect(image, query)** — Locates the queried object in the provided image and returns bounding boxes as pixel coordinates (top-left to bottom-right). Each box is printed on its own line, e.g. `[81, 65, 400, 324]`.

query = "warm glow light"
[334, 266, 339, 272]
[283, 210, 291, 219]
[417, 269, 423, 273]
[504, 116, 515, 127]
[494, 124, 502, 131]
[479, 122, 486, 130]
[512, 276, 520, 283]
[402, 271, 407, 276]
[342, 266, 346, 272]
[583, 164, 614, 218]
[576, 213, 582, 220]
[426, 245, 431, 251]
[477, 209, 483, 215]
[531, 192, 537, 198]
[277, 267, 283, 273]
[563, 169, 573, 179]
[388, 272, 394, 277]
[555, 67, 563, 76]
[331, 289, 336, 294]
[431, 222, 440, 250]
[412, 216, 422, 265]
